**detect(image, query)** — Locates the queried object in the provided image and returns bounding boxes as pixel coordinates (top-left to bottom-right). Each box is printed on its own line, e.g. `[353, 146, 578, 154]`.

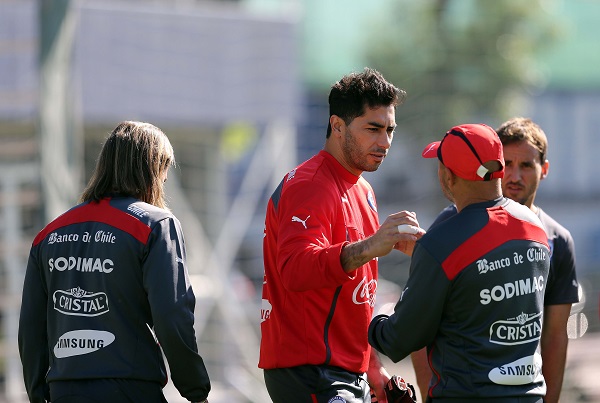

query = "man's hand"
[367, 349, 391, 402]
[379, 211, 425, 255]
[385, 211, 425, 256]
[391, 212, 426, 256]
[341, 211, 425, 272]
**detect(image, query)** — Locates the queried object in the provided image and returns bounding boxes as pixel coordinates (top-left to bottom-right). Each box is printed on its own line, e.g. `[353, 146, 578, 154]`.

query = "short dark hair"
[327, 68, 406, 138]
[80, 121, 175, 209]
[496, 117, 548, 163]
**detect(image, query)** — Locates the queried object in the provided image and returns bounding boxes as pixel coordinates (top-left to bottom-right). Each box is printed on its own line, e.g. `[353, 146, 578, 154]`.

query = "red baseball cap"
[422, 123, 504, 181]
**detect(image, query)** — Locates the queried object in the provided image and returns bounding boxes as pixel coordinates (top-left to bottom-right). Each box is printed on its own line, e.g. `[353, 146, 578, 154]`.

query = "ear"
[446, 165, 458, 186]
[330, 115, 345, 136]
[541, 159, 549, 180]
[438, 162, 455, 185]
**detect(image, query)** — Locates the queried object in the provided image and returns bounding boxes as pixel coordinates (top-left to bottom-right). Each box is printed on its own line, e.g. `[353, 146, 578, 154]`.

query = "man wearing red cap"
[411, 119, 580, 403]
[369, 124, 551, 403]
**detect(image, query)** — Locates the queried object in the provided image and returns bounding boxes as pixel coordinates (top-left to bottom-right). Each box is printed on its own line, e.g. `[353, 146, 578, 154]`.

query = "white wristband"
[397, 224, 419, 235]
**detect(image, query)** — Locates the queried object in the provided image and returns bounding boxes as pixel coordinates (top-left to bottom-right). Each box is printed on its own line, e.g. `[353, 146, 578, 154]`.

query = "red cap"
[422, 123, 504, 181]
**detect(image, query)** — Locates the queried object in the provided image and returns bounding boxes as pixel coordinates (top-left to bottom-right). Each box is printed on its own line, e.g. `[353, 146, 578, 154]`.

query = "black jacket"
[19, 196, 210, 402]
[369, 198, 550, 400]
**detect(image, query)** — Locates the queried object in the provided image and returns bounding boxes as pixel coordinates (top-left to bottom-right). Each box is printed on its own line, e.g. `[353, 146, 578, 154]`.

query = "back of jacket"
[369, 198, 550, 400]
[18, 196, 210, 402]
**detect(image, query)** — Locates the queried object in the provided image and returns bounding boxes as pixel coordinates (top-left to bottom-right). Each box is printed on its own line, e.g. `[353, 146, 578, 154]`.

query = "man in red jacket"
[259, 68, 424, 403]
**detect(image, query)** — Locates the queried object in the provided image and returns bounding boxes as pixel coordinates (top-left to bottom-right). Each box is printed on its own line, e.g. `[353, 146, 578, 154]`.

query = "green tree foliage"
[366, 0, 562, 140]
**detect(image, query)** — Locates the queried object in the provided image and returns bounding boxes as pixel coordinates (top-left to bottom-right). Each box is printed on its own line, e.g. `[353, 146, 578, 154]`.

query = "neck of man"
[454, 179, 502, 212]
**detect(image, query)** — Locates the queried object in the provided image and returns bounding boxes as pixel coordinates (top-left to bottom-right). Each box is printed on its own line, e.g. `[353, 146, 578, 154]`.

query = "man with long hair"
[19, 121, 211, 403]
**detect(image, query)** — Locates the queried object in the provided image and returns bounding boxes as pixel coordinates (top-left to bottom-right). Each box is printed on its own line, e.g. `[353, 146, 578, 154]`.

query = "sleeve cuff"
[328, 241, 357, 282]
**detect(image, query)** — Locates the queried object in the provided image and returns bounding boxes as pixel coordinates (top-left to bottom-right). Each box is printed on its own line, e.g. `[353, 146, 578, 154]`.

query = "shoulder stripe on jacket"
[33, 198, 152, 246]
[442, 206, 549, 280]
[270, 178, 285, 211]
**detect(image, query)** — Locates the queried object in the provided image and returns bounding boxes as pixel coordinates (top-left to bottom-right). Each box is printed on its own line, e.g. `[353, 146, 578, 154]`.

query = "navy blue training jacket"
[18, 196, 210, 403]
[369, 197, 550, 401]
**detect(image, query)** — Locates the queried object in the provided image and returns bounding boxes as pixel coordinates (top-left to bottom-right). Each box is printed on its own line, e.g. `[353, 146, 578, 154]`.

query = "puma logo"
[291, 215, 310, 229]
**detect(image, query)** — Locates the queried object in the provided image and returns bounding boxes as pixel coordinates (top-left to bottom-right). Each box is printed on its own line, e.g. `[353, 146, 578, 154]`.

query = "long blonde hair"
[80, 121, 175, 209]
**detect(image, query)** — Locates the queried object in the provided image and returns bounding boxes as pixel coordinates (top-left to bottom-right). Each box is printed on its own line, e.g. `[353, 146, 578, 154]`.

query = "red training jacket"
[259, 150, 380, 373]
